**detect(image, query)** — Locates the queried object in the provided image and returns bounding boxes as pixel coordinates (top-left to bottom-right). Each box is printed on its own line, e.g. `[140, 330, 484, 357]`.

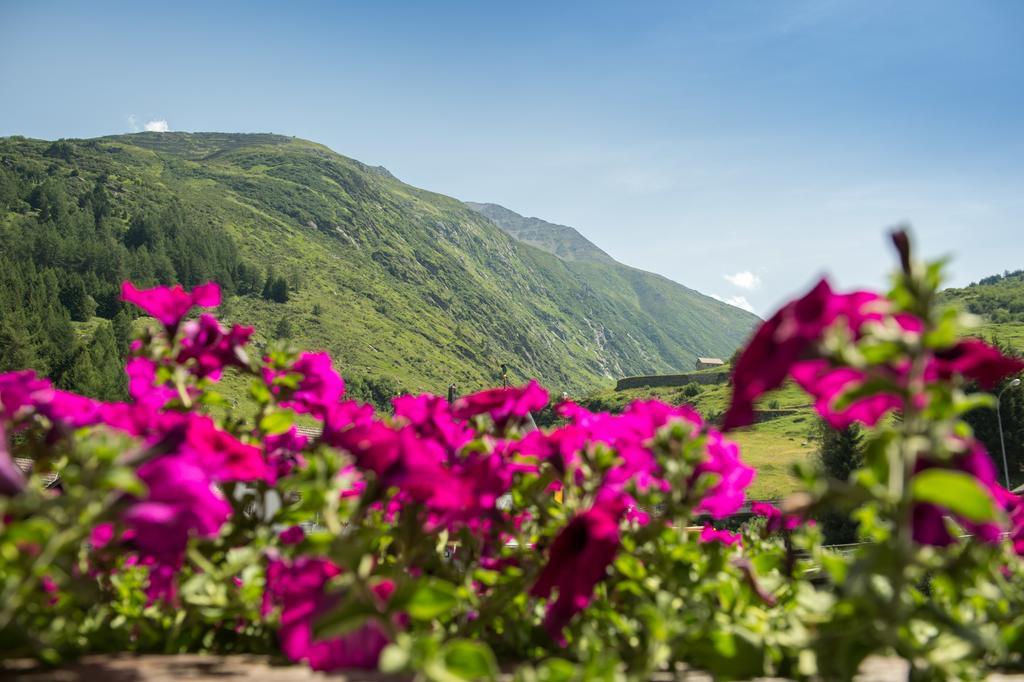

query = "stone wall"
[615, 371, 728, 391]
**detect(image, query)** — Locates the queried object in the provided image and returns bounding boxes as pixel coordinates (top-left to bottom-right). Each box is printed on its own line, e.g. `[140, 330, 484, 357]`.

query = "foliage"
[815, 420, 863, 545]
[942, 269, 1024, 324]
[3, 234, 1024, 681]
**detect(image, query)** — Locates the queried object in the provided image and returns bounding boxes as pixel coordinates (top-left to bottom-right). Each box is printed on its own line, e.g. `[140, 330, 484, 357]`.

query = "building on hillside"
[695, 357, 724, 371]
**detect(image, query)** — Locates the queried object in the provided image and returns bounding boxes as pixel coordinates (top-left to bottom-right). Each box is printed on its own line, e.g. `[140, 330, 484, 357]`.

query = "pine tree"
[816, 419, 864, 545]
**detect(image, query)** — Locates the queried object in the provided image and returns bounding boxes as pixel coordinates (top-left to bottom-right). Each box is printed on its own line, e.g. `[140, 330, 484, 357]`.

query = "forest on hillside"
[0, 142, 291, 400]
[944, 269, 1024, 323]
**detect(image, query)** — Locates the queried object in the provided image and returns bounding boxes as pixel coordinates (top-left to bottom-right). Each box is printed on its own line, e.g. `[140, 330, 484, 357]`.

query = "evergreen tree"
[816, 419, 864, 545]
[273, 317, 294, 340]
[269, 277, 289, 303]
[61, 322, 126, 401]
[59, 274, 97, 322]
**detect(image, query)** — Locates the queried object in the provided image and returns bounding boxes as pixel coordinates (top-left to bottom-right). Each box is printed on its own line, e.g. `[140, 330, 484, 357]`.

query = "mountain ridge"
[464, 202, 617, 265]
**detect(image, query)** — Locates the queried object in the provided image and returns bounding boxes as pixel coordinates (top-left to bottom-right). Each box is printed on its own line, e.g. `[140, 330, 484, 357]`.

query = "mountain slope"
[0, 132, 757, 397]
[466, 202, 759, 376]
[942, 269, 1024, 350]
[464, 202, 616, 264]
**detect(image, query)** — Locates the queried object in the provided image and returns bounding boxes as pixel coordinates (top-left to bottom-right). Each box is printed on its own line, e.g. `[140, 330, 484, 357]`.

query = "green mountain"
[464, 202, 616, 264]
[464, 201, 760, 375]
[0, 132, 758, 400]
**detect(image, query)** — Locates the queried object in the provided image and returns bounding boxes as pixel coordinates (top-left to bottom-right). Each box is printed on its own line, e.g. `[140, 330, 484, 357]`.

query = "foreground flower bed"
[2, 232, 1024, 681]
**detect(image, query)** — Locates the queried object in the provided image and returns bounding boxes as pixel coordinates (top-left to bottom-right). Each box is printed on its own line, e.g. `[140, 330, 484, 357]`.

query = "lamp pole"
[997, 378, 1021, 489]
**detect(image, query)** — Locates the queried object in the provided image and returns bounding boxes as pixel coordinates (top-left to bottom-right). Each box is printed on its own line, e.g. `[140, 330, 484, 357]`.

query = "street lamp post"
[997, 378, 1022, 489]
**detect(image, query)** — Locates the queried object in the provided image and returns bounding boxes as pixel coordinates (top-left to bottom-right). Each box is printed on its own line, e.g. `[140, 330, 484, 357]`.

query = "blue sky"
[2, 1, 1022, 315]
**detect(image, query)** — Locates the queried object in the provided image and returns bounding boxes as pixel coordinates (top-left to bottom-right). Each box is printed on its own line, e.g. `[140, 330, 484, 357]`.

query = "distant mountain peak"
[465, 202, 616, 265]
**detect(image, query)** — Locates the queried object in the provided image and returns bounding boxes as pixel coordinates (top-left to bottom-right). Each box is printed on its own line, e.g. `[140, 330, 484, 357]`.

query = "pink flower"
[699, 525, 741, 546]
[724, 280, 888, 431]
[34, 390, 104, 429]
[791, 360, 902, 429]
[693, 430, 755, 518]
[278, 352, 345, 416]
[177, 314, 253, 380]
[751, 502, 802, 533]
[181, 416, 268, 482]
[121, 281, 221, 330]
[912, 440, 1004, 547]
[263, 557, 395, 671]
[452, 380, 549, 424]
[40, 575, 58, 606]
[0, 421, 25, 497]
[393, 394, 472, 452]
[124, 455, 231, 601]
[0, 370, 52, 419]
[125, 357, 176, 410]
[90, 523, 115, 550]
[279, 525, 305, 545]
[327, 417, 403, 479]
[264, 428, 309, 484]
[530, 497, 624, 641]
[933, 339, 1024, 389]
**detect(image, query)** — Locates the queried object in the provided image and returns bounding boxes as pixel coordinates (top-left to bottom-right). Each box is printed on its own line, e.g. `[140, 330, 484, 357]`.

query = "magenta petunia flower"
[693, 430, 755, 518]
[911, 440, 1004, 547]
[452, 380, 549, 424]
[530, 496, 624, 641]
[751, 502, 802, 533]
[933, 339, 1024, 390]
[177, 314, 254, 380]
[89, 523, 115, 550]
[181, 415, 268, 483]
[699, 525, 741, 546]
[790, 360, 903, 429]
[0, 422, 25, 497]
[121, 281, 221, 330]
[124, 454, 232, 601]
[264, 427, 309, 484]
[283, 352, 345, 416]
[0, 370, 52, 419]
[125, 357, 176, 410]
[723, 279, 889, 431]
[279, 525, 305, 545]
[393, 393, 472, 452]
[263, 557, 395, 671]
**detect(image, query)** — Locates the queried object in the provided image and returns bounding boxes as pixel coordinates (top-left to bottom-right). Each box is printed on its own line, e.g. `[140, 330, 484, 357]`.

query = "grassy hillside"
[0, 132, 758, 398]
[941, 269, 1024, 324]
[467, 202, 760, 378]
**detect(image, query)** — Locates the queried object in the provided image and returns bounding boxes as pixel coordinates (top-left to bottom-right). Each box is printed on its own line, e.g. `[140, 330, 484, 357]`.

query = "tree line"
[0, 163, 289, 398]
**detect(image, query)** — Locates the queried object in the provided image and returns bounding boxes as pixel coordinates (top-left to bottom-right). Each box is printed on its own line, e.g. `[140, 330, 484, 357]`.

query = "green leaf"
[259, 410, 295, 435]
[535, 658, 577, 682]
[406, 578, 459, 621]
[311, 593, 374, 639]
[101, 466, 145, 496]
[614, 554, 646, 581]
[910, 469, 1000, 523]
[441, 640, 498, 681]
[249, 379, 271, 404]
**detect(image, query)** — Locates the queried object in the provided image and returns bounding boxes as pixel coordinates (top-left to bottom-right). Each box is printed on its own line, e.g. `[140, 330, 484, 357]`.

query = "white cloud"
[144, 119, 169, 132]
[712, 293, 755, 313]
[724, 270, 761, 291]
